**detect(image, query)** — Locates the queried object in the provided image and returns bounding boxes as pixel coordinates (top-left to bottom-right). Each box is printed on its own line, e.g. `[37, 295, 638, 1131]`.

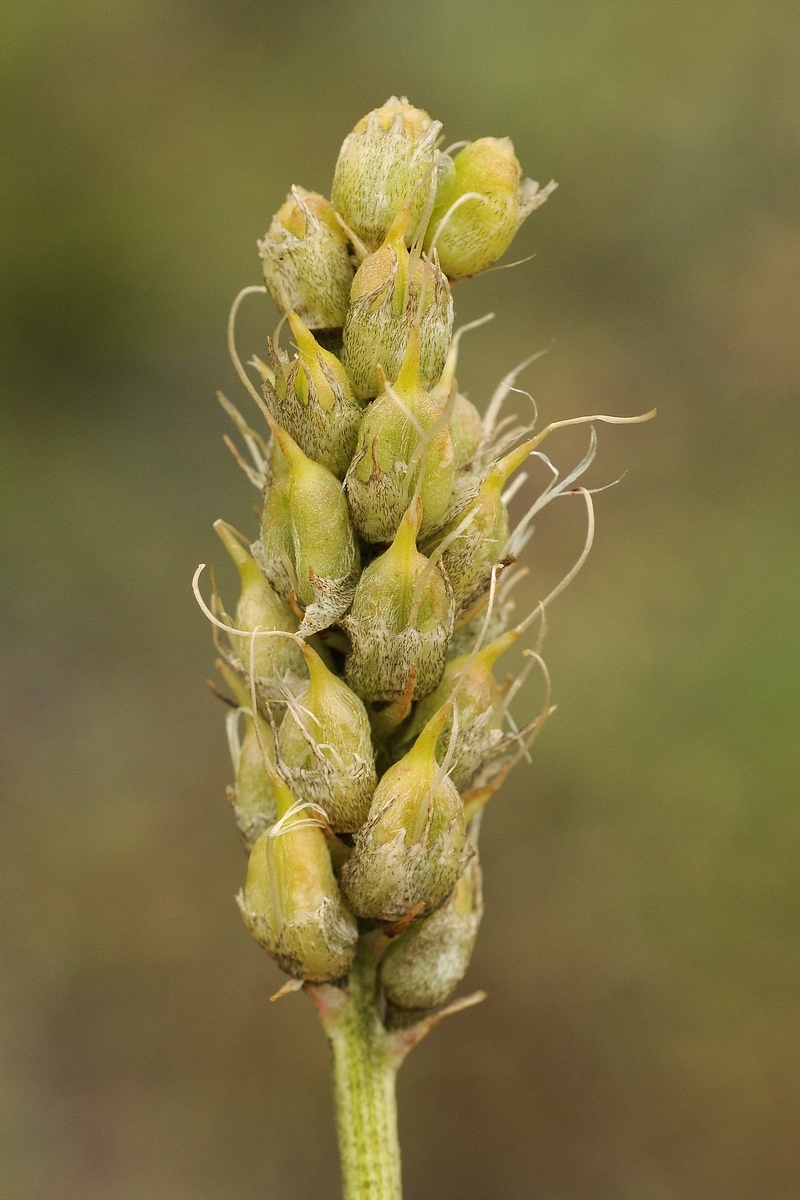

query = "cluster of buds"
[199, 98, 651, 1012]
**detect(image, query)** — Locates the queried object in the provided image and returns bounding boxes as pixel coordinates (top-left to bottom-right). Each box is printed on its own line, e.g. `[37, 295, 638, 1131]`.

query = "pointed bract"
[345, 331, 456, 543]
[277, 643, 377, 833]
[381, 854, 483, 1010]
[261, 314, 364, 478]
[238, 771, 358, 981]
[341, 706, 470, 922]
[257, 422, 360, 633]
[396, 628, 521, 790]
[343, 499, 454, 702]
[214, 519, 306, 690]
[341, 206, 453, 401]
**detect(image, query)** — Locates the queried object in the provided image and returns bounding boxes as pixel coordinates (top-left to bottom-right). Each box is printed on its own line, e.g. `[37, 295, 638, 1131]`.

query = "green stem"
[312, 941, 403, 1200]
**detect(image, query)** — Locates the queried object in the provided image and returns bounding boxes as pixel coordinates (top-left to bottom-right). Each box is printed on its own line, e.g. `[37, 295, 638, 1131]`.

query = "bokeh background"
[2, 2, 799, 1197]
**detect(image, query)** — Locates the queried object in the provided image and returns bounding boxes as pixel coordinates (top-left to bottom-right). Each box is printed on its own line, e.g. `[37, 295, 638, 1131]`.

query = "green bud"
[341, 205, 453, 401]
[341, 706, 469, 922]
[424, 435, 535, 614]
[343, 498, 454, 703]
[332, 97, 441, 252]
[217, 660, 278, 851]
[381, 854, 483, 1010]
[257, 421, 360, 634]
[238, 770, 358, 982]
[214, 519, 306, 689]
[345, 331, 456, 543]
[258, 186, 354, 331]
[251, 462, 296, 602]
[277, 642, 377, 833]
[262, 313, 364, 479]
[425, 137, 556, 279]
[397, 628, 521, 791]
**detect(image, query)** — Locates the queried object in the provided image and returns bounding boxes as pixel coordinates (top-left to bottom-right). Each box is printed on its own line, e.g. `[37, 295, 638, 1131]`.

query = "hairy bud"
[252, 452, 295, 602]
[341, 706, 469, 922]
[345, 331, 456, 543]
[214, 519, 306, 689]
[341, 205, 453, 401]
[254, 422, 360, 634]
[258, 186, 353, 331]
[424, 436, 534, 614]
[397, 628, 521, 790]
[277, 642, 377, 833]
[426, 137, 556, 279]
[343, 498, 454, 703]
[217, 661, 278, 850]
[238, 770, 358, 982]
[262, 313, 364, 478]
[381, 854, 483, 1009]
[332, 97, 441, 252]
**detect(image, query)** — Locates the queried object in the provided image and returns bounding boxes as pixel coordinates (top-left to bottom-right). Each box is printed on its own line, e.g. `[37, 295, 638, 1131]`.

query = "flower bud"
[341, 706, 469, 922]
[277, 642, 377, 833]
[426, 137, 556, 279]
[343, 498, 454, 703]
[262, 313, 364, 478]
[332, 97, 441, 252]
[217, 660, 278, 850]
[251, 460, 295, 602]
[258, 421, 360, 634]
[381, 854, 483, 1010]
[214, 519, 306, 689]
[258, 186, 354, 331]
[423, 435, 535, 614]
[341, 206, 453, 401]
[238, 770, 358, 982]
[345, 331, 456, 543]
[397, 627, 521, 791]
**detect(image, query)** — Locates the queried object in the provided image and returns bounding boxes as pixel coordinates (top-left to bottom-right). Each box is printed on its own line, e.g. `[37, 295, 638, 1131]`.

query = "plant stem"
[312, 940, 403, 1200]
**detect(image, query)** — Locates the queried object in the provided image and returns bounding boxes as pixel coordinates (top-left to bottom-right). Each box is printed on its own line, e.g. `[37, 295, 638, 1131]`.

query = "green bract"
[238, 770, 358, 982]
[341, 206, 453, 402]
[381, 854, 483, 1010]
[277, 643, 377, 833]
[262, 312, 364, 479]
[340, 707, 469, 922]
[345, 331, 456, 543]
[343, 499, 454, 704]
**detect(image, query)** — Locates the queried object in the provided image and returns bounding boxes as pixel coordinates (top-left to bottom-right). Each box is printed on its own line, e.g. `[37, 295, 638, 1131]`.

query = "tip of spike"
[287, 311, 317, 358]
[214, 519, 252, 573]
[412, 701, 451, 761]
[266, 418, 310, 475]
[475, 627, 521, 670]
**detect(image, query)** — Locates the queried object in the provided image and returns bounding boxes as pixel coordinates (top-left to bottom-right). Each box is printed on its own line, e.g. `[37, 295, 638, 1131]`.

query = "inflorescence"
[196, 97, 653, 1010]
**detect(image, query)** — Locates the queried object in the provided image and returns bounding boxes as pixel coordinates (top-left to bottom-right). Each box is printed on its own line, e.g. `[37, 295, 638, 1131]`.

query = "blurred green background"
[1, 2, 798, 1197]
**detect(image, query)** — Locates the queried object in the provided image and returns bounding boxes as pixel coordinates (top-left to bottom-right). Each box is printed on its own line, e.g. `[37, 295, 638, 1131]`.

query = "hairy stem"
[311, 939, 403, 1200]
